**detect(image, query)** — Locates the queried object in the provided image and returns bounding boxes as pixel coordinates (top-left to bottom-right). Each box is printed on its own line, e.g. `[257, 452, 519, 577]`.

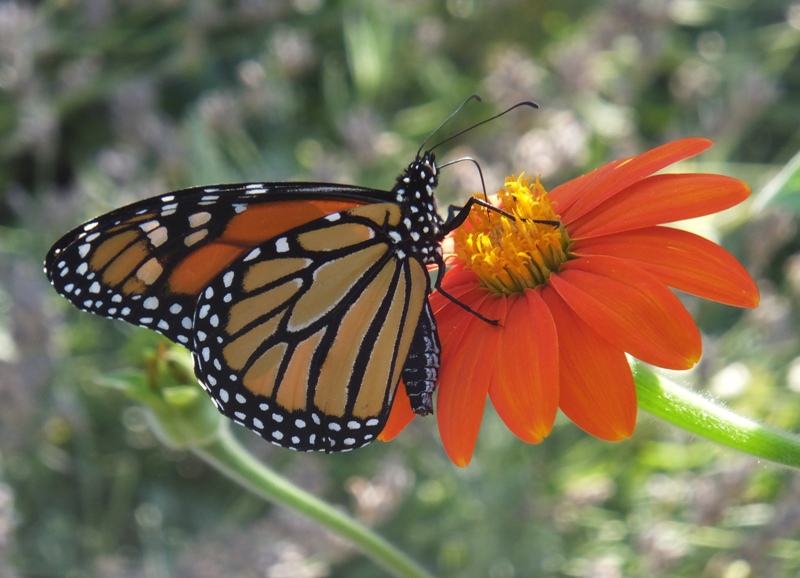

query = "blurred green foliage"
[1, 0, 800, 576]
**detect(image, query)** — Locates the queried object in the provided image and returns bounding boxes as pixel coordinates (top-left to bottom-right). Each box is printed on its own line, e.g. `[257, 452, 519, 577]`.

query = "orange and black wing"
[44, 182, 388, 347]
[191, 202, 430, 451]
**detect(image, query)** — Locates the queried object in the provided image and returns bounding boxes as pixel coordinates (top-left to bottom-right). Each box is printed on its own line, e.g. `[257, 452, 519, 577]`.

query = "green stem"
[192, 427, 436, 578]
[634, 362, 800, 468]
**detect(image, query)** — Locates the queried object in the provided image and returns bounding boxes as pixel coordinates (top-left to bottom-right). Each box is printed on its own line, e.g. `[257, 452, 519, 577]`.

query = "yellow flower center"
[453, 174, 571, 295]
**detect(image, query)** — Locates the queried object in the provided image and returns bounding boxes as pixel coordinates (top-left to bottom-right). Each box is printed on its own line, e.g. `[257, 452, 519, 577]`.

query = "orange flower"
[380, 138, 760, 467]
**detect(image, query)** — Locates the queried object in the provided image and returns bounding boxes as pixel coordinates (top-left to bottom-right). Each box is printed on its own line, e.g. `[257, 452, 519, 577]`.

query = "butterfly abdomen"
[401, 301, 441, 415]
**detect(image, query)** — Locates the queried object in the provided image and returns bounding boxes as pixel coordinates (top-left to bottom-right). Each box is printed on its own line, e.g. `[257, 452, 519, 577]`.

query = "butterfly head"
[392, 150, 438, 205]
[388, 150, 447, 263]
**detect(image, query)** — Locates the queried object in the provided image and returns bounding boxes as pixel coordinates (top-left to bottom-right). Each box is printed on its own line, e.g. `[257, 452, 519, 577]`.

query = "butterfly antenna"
[417, 94, 482, 158]
[428, 100, 539, 153]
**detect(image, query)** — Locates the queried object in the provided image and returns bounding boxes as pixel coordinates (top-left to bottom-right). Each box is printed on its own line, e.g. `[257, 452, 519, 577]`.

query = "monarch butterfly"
[44, 100, 536, 453]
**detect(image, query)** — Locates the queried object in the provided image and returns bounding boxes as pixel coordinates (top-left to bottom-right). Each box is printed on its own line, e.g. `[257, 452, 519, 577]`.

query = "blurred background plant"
[0, 0, 799, 576]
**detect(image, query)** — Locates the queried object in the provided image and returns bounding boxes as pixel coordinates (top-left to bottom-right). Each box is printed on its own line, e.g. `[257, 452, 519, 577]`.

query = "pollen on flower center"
[453, 174, 570, 295]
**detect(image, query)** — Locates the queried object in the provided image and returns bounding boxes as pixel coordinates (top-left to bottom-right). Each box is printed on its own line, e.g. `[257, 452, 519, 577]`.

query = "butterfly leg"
[445, 196, 560, 231]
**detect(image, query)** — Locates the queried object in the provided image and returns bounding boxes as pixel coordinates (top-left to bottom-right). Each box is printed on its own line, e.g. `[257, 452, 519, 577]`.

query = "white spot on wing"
[147, 226, 168, 247]
[188, 212, 212, 227]
[161, 203, 178, 216]
[184, 229, 208, 246]
[244, 248, 261, 261]
[139, 220, 160, 233]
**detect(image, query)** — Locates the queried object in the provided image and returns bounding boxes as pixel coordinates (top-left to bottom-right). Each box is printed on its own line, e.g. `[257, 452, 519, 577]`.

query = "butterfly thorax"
[390, 151, 445, 265]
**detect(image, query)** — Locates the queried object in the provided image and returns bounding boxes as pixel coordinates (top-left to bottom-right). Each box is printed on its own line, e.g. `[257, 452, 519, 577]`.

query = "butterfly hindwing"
[191, 202, 429, 451]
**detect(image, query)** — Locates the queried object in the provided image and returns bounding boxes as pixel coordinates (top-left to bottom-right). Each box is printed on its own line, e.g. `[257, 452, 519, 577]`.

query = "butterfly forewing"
[44, 183, 380, 345]
[191, 203, 428, 451]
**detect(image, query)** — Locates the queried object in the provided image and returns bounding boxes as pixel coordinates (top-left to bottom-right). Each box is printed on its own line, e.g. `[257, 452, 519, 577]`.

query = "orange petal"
[379, 380, 417, 442]
[430, 265, 482, 314]
[540, 286, 637, 440]
[567, 174, 750, 238]
[552, 138, 714, 223]
[438, 263, 480, 294]
[572, 227, 760, 308]
[549, 255, 702, 369]
[436, 290, 505, 467]
[489, 290, 559, 443]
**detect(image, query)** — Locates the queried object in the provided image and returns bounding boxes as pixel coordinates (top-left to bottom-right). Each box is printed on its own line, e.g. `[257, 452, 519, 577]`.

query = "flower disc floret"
[454, 175, 570, 295]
